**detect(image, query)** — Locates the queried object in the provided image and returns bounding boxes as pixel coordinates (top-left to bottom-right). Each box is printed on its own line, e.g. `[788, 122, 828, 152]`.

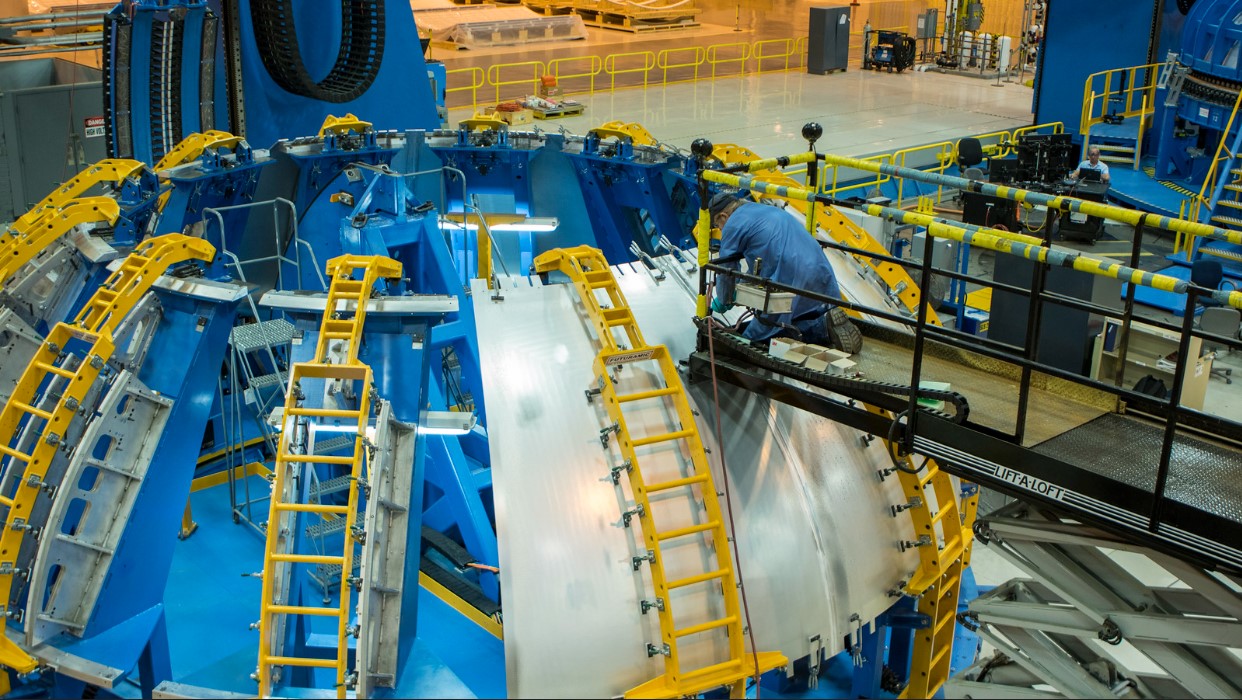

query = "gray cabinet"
[808, 6, 851, 75]
[0, 59, 105, 224]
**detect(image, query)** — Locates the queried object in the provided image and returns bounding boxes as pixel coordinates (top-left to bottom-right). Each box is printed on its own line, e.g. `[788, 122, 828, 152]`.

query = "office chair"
[1199, 306, 1239, 384]
[1190, 258, 1237, 308]
[957, 137, 985, 176]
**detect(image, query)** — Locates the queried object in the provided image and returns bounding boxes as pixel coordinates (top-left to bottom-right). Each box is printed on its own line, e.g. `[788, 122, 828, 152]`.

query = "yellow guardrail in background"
[1079, 62, 1162, 135]
[895, 141, 955, 204]
[706, 42, 751, 79]
[549, 55, 603, 96]
[1013, 122, 1064, 141]
[657, 46, 706, 84]
[445, 67, 485, 108]
[603, 50, 657, 92]
[487, 60, 547, 104]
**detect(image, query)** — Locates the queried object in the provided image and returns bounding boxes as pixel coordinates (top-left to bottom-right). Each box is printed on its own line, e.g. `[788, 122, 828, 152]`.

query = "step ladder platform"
[623, 650, 787, 698]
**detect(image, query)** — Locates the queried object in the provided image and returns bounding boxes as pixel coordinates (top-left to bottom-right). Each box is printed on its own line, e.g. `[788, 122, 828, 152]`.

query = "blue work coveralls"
[714, 202, 842, 342]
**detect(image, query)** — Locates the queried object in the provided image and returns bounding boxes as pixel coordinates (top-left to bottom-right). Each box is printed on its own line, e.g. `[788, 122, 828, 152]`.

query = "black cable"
[884, 410, 925, 474]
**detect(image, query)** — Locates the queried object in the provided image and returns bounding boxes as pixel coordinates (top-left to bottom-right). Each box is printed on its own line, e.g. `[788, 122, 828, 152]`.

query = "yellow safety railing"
[549, 55, 603, 95]
[656, 46, 705, 84]
[705, 42, 751, 79]
[1079, 62, 1162, 135]
[1189, 88, 1242, 235]
[604, 51, 658, 92]
[446, 66, 486, 109]
[1013, 121, 1064, 141]
[752, 38, 798, 73]
[894, 141, 955, 205]
[487, 60, 547, 104]
[823, 153, 892, 198]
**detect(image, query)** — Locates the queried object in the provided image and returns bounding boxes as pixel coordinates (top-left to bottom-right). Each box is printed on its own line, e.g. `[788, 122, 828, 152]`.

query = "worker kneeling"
[708, 192, 863, 354]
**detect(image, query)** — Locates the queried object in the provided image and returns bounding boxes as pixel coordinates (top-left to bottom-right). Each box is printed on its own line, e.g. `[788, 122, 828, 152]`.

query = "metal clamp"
[646, 643, 671, 658]
[622, 503, 645, 527]
[640, 597, 665, 615]
[632, 549, 655, 571]
[890, 496, 923, 517]
[898, 535, 933, 552]
[599, 422, 620, 448]
[585, 385, 602, 403]
[609, 460, 632, 484]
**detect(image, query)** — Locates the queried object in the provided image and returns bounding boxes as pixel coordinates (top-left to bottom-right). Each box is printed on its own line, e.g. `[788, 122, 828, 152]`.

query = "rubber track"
[249, 0, 385, 104]
[694, 317, 970, 423]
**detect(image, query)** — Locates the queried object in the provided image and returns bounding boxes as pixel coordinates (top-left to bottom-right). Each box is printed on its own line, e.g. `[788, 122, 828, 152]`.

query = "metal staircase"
[533, 246, 787, 699]
[255, 255, 403, 699]
[0, 233, 215, 672]
[1193, 89, 1242, 238]
[869, 406, 979, 699]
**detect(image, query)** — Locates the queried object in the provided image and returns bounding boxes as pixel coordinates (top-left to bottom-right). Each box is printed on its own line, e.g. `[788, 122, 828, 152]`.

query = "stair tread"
[305, 509, 365, 539]
[230, 319, 295, 353]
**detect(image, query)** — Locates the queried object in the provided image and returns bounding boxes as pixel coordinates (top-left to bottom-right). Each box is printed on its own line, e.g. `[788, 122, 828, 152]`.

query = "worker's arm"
[1100, 163, 1110, 184]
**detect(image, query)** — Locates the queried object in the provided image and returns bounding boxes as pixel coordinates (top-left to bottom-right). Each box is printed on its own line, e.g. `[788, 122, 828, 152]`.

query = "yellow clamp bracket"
[318, 113, 373, 137]
[154, 130, 242, 174]
[0, 197, 121, 283]
[458, 111, 508, 133]
[591, 121, 656, 145]
[10, 159, 145, 234]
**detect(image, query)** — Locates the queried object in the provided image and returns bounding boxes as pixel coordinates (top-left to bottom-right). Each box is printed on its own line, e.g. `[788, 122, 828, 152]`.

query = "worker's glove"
[711, 298, 733, 314]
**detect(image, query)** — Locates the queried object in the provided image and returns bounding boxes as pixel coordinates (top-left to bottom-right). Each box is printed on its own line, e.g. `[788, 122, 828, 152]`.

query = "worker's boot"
[826, 307, 863, 354]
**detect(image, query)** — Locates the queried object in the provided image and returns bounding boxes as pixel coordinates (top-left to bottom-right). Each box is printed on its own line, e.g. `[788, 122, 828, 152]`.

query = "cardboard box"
[782, 343, 816, 366]
[828, 358, 857, 375]
[499, 108, 534, 125]
[770, 338, 802, 361]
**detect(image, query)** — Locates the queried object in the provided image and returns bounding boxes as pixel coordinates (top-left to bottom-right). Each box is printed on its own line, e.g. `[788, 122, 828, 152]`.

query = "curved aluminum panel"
[477, 259, 916, 698]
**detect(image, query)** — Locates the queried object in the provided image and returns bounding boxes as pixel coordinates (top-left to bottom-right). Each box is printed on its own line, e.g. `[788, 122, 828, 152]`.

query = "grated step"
[1210, 214, 1242, 227]
[229, 319, 295, 354]
[313, 434, 354, 455]
[308, 474, 352, 498]
[305, 509, 365, 539]
[311, 553, 363, 592]
[249, 371, 286, 390]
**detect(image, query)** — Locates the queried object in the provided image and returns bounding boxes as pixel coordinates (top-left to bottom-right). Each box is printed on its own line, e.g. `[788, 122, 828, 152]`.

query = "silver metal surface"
[64, 228, 118, 264]
[258, 290, 458, 315]
[103, 259, 249, 302]
[229, 319, 295, 355]
[477, 256, 917, 698]
[26, 371, 172, 646]
[0, 307, 42, 405]
[8, 626, 125, 688]
[151, 681, 253, 699]
[357, 402, 416, 697]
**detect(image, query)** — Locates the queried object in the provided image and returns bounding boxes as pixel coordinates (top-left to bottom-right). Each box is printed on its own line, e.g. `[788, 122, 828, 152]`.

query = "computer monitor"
[1078, 167, 1102, 183]
[988, 157, 1020, 184]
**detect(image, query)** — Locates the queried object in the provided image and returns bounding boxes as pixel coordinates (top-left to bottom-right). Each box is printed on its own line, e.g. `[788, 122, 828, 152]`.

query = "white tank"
[997, 35, 1013, 73]
[960, 30, 973, 65]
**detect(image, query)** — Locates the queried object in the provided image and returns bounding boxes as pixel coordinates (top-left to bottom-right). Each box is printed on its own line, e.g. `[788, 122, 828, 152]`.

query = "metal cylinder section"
[1181, 0, 1242, 83]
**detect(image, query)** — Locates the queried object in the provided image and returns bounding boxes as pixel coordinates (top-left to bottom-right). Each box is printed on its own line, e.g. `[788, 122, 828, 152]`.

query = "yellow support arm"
[8, 159, 145, 235]
[0, 197, 120, 283]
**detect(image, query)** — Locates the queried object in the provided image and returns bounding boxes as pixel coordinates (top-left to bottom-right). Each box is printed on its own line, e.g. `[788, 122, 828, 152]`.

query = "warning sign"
[84, 116, 105, 139]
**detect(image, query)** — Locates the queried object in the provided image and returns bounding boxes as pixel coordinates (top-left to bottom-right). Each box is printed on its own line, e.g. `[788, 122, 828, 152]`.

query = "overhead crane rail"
[533, 246, 786, 699]
[255, 255, 402, 699]
[0, 233, 215, 672]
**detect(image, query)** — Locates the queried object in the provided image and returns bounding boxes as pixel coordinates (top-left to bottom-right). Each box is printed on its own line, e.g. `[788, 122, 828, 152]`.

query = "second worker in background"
[708, 192, 863, 354]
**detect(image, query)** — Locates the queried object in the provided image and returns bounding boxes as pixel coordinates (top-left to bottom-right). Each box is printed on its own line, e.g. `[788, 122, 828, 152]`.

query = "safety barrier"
[1079, 62, 1162, 135]
[445, 36, 814, 110]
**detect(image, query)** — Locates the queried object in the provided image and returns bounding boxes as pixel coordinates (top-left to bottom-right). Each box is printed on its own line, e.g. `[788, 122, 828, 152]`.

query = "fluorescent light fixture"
[442, 216, 559, 232]
[420, 410, 478, 436]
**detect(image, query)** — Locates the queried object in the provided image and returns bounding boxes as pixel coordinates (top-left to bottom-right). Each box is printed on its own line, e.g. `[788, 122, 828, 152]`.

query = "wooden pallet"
[531, 103, 586, 119]
[577, 9, 700, 32]
[522, 0, 577, 15]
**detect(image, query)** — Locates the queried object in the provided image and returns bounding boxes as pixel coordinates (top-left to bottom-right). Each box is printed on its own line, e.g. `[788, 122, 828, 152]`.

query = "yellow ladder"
[255, 255, 402, 699]
[710, 144, 940, 326]
[867, 405, 976, 699]
[0, 197, 121, 284]
[7, 159, 145, 236]
[0, 233, 215, 672]
[533, 246, 786, 699]
[153, 131, 243, 210]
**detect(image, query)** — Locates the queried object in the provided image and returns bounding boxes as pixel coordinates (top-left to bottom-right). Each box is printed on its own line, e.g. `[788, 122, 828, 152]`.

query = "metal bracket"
[899, 535, 933, 552]
[632, 549, 655, 570]
[646, 643, 671, 658]
[891, 496, 923, 517]
[640, 597, 665, 615]
[599, 422, 620, 448]
[609, 460, 632, 484]
[622, 503, 645, 527]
